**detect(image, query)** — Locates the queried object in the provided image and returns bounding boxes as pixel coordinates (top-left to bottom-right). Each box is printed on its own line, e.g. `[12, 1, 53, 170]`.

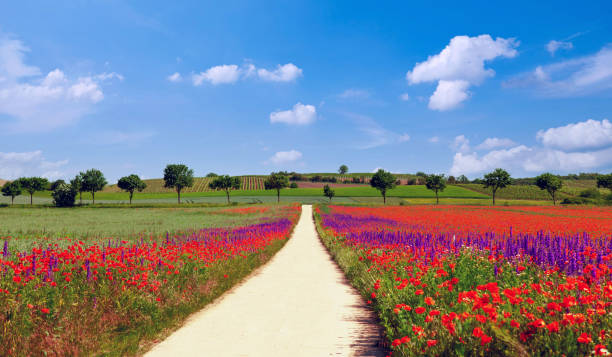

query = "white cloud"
[0, 150, 68, 180]
[546, 40, 573, 56]
[257, 63, 302, 82]
[338, 88, 370, 100]
[192, 64, 240, 85]
[450, 119, 612, 176]
[167, 72, 182, 82]
[505, 44, 612, 97]
[429, 136, 440, 143]
[476, 137, 516, 150]
[399, 93, 410, 101]
[398, 133, 411, 142]
[269, 102, 317, 125]
[406, 35, 518, 111]
[536, 118, 612, 151]
[0, 34, 120, 132]
[343, 112, 411, 149]
[191, 62, 303, 85]
[267, 150, 302, 165]
[428, 80, 470, 111]
[452, 135, 471, 153]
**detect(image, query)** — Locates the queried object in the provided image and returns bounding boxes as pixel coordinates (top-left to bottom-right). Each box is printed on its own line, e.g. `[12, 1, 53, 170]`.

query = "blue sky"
[1, 0, 611, 182]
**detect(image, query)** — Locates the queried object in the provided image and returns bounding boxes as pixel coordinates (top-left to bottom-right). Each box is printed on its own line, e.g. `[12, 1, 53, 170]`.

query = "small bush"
[561, 197, 591, 205]
[52, 183, 77, 207]
[289, 182, 298, 189]
[579, 188, 601, 199]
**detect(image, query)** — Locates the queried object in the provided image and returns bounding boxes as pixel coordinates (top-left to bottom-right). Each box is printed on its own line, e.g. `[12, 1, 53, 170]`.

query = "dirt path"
[146, 205, 386, 357]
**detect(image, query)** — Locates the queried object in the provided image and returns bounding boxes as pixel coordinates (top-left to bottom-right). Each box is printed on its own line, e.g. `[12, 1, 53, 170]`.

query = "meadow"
[315, 204, 612, 356]
[0, 204, 300, 355]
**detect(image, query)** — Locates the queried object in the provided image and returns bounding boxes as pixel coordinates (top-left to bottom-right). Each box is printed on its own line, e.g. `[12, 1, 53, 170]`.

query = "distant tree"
[416, 171, 427, 178]
[323, 184, 335, 201]
[370, 169, 396, 204]
[206, 172, 218, 178]
[52, 183, 77, 207]
[264, 172, 289, 203]
[447, 175, 456, 184]
[338, 165, 348, 175]
[535, 173, 563, 205]
[49, 179, 66, 191]
[117, 174, 147, 204]
[457, 175, 470, 184]
[71, 174, 84, 205]
[2, 181, 22, 205]
[425, 174, 446, 204]
[17, 177, 49, 205]
[81, 169, 107, 205]
[209, 175, 241, 204]
[163, 164, 194, 204]
[289, 182, 298, 188]
[597, 173, 612, 192]
[483, 168, 512, 206]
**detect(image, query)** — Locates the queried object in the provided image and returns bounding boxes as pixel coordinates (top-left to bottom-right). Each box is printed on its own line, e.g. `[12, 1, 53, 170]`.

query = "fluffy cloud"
[269, 103, 317, 125]
[192, 64, 240, 85]
[343, 112, 411, 149]
[399, 93, 410, 101]
[0, 34, 120, 132]
[167, 72, 182, 82]
[190, 62, 303, 86]
[546, 40, 573, 56]
[406, 35, 518, 111]
[536, 118, 612, 151]
[267, 150, 302, 165]
[257, 63, 302, 82]
[505, 44, 612, 97]
[338, 88, 370, 100]
[476, 137, 517, 150]
[0, 150, 68, 180]
[450, 118, 612, 176]
[428, 80, 470, 111]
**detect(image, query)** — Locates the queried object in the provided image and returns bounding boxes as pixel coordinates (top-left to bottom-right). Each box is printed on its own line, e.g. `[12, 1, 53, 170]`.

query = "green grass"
[456, 183, 572, 201]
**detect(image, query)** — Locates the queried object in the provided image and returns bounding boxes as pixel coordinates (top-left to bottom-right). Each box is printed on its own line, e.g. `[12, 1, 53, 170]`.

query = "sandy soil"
[145, 205, 386, 357]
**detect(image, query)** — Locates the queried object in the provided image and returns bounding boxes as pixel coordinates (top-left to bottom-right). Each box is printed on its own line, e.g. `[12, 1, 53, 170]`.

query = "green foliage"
[289, 182, 298, 188]
[206, 172, 218, 177]
[457, 175, 469, 184]
[323, 184, 335, 201]
[535, 173, 563, 205]
[81, 169, 107, 205]
[264, 172, 289, 203]
[597, 173, 612, 191]
[483, 168, 512, 205]
[52, 183, 77, 207]
[579, 188, 602, 199]
[17, 177, 49, 205]
[70, 174, 84, 205]
[425, 174, 447, 204]
[117, 174, 147, 204]
[1, 181, 22, 204]
[163, 164, 194, 204]
[370, 169, 396, 204]
[338, 164, 348, 175]
[209, 175, 241, 203]
[49, 179, 66, 191]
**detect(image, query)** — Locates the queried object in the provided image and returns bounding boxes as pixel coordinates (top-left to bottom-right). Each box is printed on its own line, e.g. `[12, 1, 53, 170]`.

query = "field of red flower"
[0, 204, 300, 355]
[315, 205, 612, 356]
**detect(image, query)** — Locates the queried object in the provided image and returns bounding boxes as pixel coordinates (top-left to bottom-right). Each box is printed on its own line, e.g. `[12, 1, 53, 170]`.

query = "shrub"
[289, 182, 298, 189]
[579, 188, 601, 199]
[561, 197, 591, 205]
[52, 183, 77, 207]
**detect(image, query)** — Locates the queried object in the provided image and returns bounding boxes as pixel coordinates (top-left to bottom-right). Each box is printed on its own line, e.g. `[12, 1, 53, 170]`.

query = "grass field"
[456, 183, 574, 201]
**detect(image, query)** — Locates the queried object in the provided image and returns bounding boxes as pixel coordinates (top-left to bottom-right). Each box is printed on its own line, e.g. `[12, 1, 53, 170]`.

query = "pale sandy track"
[145, 205, 386, 357]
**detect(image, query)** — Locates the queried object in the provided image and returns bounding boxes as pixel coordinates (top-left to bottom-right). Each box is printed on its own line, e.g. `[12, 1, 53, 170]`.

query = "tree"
[370, 169, 396, 204]
[425, 174, 446, 204]
[2, 181, 22, 205]
[49, 179, 66, 191]
[535, 173, 563, 205]
[117, 174, 147, 204]
[206, 172, 218, 177]
[457, 175, 469, 184]
[597, 173, 612, 192]
[81, 169, 107, 205]
[52, 183, 77, 207]
[323, 184, 335, 201]
[447, 176, 456, 184]
[483, 168, 512, 206]
[338, 165, 348, 175]
[71, 174, 84, 205]
[209, 175, 241, 204]
[163, 164, 194, 204]
[264, 172, 289, 203]
[17, 177, 49, 205]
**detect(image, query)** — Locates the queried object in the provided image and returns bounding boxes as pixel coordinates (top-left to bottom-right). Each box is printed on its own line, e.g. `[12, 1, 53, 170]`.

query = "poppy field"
[315, 205, 612, 356]
[0, 204, 300, 355]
